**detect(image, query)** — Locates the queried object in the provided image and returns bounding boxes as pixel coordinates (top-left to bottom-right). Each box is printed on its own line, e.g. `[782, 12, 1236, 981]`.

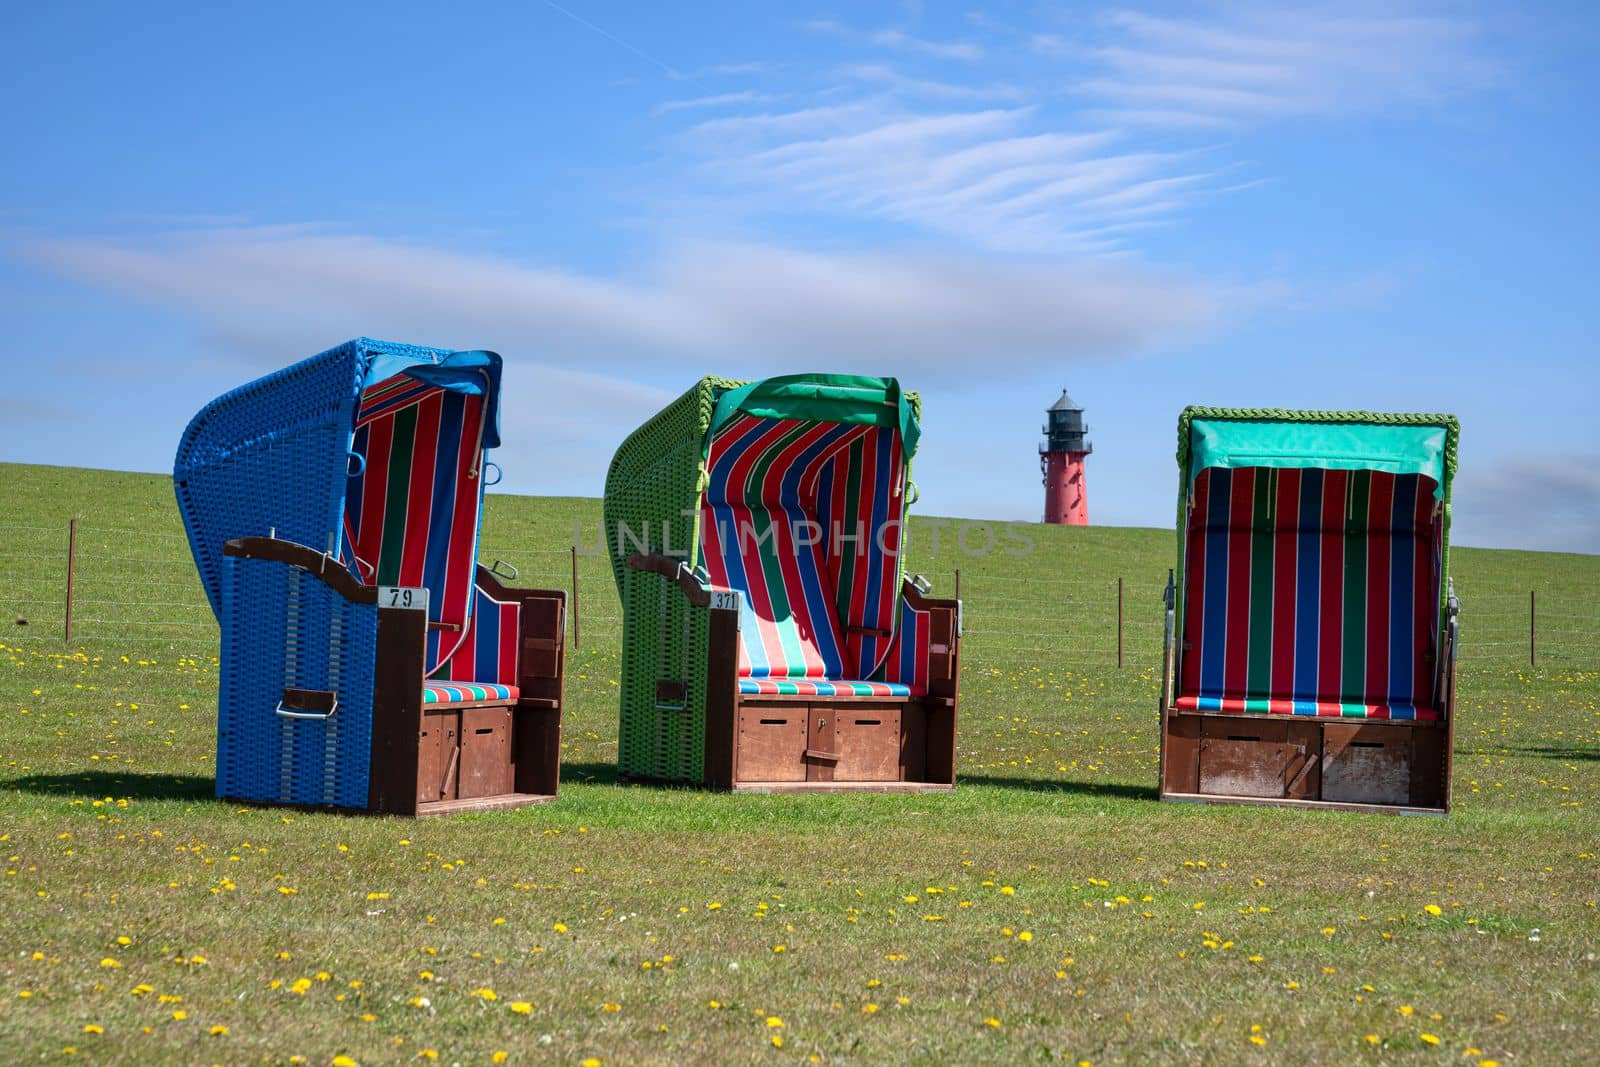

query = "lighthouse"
[1041, 389, 1091, 525]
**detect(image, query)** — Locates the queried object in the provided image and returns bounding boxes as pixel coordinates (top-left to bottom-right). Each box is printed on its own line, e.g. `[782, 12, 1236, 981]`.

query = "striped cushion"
[433, 580, 521, 689]
[344, 371, 489, 675]
[1173, 695, 1439, 720]
[1178, 467, 1442, 720]
[423, 682, 518, 705]
[738, 679, 913, 697]
[702, 414, 905, 682]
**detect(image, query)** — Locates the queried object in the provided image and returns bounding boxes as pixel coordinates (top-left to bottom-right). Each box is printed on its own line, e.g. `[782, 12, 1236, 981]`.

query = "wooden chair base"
[725, 695, 956, 792]
[1159, 709, 1452, 814]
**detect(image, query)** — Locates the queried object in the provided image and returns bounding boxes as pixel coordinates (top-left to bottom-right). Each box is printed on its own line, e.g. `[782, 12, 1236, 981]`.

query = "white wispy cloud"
[869, 28, 984, 61]
[653, 91, 772, 116]
[675, 98, 1214, 252]
[1077, 7, 1497, 126]
[22, 227, 1217, 379]
[802, 19, 984, 61]
[657, 5, 1496, 251]
[836, 63, 1022, 101]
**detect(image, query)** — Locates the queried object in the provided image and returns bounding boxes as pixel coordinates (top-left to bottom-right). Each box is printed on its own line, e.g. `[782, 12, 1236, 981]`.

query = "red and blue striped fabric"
[343, 371, 488, 675]
[701, 413, 910, 688]
[1175, 466, 1441, 720]
[433, 581, 521, 689]
[876, 593, 931, 695]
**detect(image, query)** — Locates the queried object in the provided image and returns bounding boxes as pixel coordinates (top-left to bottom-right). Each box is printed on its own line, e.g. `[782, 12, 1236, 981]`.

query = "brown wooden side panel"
[368, 605, 429, 815]
[1409, 724, 1446, 809]
[834, 709, 902, 781]
[1285, 721, 1322, 800]
[513, 706, 561, 797]
[922, 702, 957, 786]
[899, 704, 927, 783]
[702, 607, 740, 790]
[417, 710, 460, 805]
[517, 591, 565, 707]
[1161, 711, 1201, 795]
[806, 705, 838, 783]
[1323, 723, 1412, 806]
[736, 709, 807, 782]
[458, 707, 514, 800]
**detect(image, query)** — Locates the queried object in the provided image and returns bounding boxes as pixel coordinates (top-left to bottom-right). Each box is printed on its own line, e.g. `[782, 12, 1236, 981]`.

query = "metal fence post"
[63, 519, 77, 643]
[571, 544, 581, 651]
[1117, 576, 1124, 668]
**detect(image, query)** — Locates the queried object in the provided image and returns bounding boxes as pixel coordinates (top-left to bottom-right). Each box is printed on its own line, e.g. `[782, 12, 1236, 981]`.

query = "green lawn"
[1, 462, 1596, 1065]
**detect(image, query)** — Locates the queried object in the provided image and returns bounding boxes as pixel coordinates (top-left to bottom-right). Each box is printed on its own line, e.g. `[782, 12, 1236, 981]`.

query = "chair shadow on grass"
[557, 762, 1159, 801]
[3, 770, 215, 802]
[959, 774, 1158, 801]
[1503, 745, 1600, 762]
[559, 761, 622, 786]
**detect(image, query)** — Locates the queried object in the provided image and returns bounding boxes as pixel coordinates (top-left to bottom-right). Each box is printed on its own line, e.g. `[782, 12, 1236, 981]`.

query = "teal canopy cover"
[706, 373, 920, 460]
[1187, 415, 1452, 499]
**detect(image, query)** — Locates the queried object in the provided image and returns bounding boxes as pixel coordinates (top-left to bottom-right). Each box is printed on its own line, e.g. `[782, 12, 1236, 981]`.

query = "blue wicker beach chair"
[176, 338, 565, 815]
[1158, 408, 1461, 813]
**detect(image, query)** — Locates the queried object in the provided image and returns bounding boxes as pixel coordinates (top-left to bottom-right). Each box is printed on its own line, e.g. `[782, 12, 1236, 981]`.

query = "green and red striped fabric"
[702, 413, 921, 692]
[344, 371, 489, 676]
[1175, 466, 1442, 720]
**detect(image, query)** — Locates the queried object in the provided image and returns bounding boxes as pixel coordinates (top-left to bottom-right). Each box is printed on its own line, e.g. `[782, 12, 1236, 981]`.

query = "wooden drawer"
[834, 710, 903, 782]
[458, 707, 514, 799]
[1322, 723, 1412, 806]
[418, 710, 459, 804]
[736, 710, 808, 782]
[1197, 718, 1319, 800]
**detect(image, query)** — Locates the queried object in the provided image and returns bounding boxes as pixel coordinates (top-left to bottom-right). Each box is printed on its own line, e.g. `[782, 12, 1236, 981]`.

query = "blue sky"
[2, 1, 1597, 552]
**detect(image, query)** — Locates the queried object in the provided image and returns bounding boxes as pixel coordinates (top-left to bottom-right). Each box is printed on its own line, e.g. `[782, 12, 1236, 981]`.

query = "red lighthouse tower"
[1041, 389, 1091, 525]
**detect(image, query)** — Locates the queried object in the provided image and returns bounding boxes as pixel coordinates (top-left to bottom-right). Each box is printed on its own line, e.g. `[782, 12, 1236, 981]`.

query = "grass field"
[1, 461, 1597, 1065]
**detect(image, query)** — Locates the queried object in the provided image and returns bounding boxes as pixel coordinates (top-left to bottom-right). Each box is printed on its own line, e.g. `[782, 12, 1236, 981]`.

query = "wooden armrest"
[625, 553, 711, 607]
[845, 624, 893, 638]
[223, 537, 375, 603]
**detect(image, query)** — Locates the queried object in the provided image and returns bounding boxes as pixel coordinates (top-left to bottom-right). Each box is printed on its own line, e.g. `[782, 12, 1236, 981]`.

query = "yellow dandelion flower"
[510, 1002, 532, 1015]
[984, 1017, 1002, 1028]
[1420, 1034, 1440, 1046]
[1424, 904, 1442, 916]
[766, 1016, 783, 1028]
[209, 1025, 228, 1036]
[83, 1025, 104, 1035]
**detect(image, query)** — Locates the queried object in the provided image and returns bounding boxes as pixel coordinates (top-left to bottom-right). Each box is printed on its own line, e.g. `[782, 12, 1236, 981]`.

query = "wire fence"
[1, 522, 1594, 673]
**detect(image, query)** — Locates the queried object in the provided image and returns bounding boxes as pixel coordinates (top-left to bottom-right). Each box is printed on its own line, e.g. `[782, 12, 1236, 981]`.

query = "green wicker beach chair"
[1158, 407, 1461, 813]
[603, 374, 960, 790]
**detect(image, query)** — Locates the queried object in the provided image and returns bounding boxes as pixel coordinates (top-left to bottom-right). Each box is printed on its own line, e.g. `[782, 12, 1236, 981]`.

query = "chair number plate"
[378, 586, 429, 611]
[710, 590, 740, 612]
